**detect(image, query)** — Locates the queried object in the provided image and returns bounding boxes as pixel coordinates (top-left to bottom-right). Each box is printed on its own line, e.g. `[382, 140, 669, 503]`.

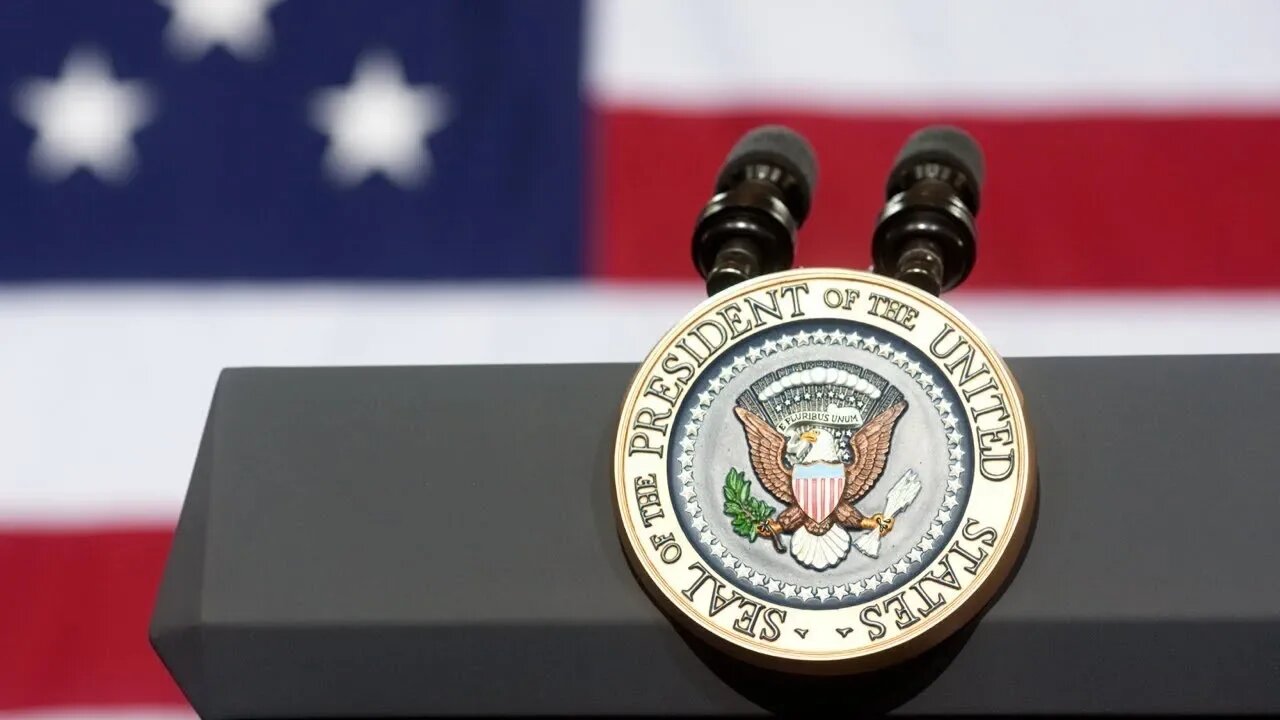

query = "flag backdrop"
[2, 0, 1280, 716]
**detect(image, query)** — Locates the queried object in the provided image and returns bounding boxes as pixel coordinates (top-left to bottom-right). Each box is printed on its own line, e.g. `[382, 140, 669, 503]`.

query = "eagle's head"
[793, 427, 841, 465]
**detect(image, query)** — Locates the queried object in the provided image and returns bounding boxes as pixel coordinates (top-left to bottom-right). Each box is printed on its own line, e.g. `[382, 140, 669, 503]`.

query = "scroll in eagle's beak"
[800, 430, 820, 443]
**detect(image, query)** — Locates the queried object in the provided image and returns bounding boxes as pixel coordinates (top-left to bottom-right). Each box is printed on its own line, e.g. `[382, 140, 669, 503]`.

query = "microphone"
[871, 125, 984, 296]
[691, 126, 818, 296]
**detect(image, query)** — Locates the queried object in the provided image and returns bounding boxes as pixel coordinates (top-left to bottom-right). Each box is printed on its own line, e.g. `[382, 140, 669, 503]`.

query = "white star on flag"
[12, 48, 155, 184]
[159, 0, 283, 61]
[309, 50, 449, 188]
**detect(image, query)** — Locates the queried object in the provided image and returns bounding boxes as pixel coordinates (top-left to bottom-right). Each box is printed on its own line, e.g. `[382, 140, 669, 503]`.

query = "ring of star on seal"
[614, 268, 1036, 674]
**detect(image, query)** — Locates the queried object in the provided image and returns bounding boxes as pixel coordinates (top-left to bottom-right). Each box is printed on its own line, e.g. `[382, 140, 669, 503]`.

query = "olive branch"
[722, 467, 776, 541]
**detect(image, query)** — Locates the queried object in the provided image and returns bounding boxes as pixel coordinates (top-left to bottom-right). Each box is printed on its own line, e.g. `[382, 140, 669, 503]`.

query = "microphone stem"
[894, 238, 945, 296]
[705, 237, 762, 296]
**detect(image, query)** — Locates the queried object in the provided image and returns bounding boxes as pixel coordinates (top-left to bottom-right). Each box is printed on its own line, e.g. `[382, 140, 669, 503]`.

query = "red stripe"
[593, 109, 1280, 287]
[0, 528, 185, 711]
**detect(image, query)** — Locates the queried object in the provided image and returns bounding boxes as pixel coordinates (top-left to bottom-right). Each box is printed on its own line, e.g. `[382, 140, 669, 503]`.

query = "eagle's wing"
[842, 401, 908, 504]
[732, 406, 794, 504]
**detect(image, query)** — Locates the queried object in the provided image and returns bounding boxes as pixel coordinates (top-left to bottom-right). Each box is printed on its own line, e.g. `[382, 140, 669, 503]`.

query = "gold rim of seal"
[612, 267, 1037, 674]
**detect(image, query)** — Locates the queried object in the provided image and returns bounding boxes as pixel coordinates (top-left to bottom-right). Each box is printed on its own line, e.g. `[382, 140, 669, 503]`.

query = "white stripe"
[587, 0, 1280, 111]
[2, 283, 1279, 526]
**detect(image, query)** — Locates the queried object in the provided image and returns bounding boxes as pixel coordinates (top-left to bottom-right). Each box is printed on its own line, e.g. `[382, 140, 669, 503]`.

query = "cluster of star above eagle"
[11, 0, 448, 188]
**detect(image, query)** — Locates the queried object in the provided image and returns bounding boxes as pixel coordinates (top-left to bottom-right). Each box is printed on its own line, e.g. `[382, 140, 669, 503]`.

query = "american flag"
[2, 0, 1279, 716]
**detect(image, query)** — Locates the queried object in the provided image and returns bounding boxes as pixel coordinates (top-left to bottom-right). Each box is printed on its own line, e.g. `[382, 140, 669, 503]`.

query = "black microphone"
[872, 125, 984, 296]
[691, 126, 818, 296]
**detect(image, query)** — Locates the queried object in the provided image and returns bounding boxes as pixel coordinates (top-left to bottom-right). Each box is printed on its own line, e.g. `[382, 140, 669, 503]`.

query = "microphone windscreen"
[715, 125, 818, 224]
[892, 125, 986, 193]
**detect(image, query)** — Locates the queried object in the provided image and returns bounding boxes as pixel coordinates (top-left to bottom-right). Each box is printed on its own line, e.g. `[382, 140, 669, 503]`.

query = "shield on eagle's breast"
[791, 462, 845, 523]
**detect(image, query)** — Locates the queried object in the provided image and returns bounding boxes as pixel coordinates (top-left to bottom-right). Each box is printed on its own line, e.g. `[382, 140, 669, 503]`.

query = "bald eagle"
[734, 402, 909, 570]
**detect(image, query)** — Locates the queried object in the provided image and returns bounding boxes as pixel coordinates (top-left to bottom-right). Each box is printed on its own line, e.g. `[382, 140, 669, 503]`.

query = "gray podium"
[149, 355, 1280, 717]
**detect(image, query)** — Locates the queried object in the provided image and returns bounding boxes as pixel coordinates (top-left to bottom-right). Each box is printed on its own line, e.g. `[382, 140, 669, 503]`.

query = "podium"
[150, 356, 1280, 717]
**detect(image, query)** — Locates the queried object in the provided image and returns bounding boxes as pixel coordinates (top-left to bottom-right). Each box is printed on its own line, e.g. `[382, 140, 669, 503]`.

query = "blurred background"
[1, 0, 1278, 716]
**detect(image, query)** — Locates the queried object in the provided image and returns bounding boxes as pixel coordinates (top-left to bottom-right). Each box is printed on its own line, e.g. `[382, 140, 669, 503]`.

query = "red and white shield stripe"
[791, 462, 845, 523]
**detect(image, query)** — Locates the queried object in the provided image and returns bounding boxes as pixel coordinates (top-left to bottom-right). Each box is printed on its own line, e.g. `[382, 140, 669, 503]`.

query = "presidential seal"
[614, 269, 1035, 673]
